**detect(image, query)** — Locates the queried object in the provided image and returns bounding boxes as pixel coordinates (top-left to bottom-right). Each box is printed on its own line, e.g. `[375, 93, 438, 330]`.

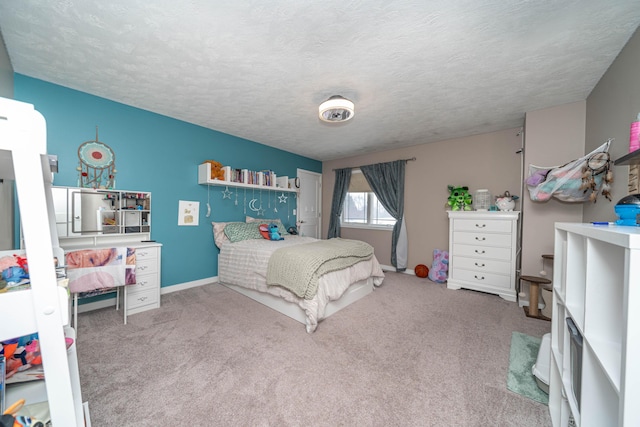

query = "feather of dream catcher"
[579, 151, 613, 202]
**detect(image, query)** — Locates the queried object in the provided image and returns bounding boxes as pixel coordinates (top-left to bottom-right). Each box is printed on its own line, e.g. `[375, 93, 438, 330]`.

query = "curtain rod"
[332, 157, 416, 171]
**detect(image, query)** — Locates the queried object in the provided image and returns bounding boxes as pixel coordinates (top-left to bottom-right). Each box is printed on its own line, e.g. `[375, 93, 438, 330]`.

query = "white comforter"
[218, 236, 385, 332]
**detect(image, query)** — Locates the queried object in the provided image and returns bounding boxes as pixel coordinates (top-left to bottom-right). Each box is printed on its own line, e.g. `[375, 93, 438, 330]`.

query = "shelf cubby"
[549, 223, 640, 427]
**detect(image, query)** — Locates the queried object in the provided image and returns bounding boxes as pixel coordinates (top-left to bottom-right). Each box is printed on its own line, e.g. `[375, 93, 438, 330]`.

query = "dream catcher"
[580, 151, 613, 202]
[77, 127, 117, 189]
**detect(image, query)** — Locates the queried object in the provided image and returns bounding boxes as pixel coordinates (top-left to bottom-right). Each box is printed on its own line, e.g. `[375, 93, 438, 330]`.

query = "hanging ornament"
[274, 191, 278, 213]
[77, 126, 117, 189]
[222, 186, 233, 199]
[279, 192, 288, 203]
[235, 189, 238, 206]
[243, 189, 247, 214]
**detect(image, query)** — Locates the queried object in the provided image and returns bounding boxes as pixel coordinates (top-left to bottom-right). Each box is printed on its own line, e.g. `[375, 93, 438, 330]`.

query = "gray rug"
[507, 331, 549, 405]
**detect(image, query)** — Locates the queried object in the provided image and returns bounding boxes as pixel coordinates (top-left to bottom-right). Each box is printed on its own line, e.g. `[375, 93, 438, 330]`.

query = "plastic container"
[532, 332, 551, 394]
[566, 317, 583, 410]
[474, 189, 491, 211]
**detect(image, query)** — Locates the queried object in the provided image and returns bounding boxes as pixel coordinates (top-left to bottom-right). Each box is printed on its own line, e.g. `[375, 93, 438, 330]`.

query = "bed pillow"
[245, 216, 288, 235]
[212, 222, 234, 248]
[223, 222, 263, 243]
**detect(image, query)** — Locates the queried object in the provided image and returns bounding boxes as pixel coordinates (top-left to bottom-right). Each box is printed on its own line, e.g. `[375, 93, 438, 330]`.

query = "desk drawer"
[126, 287, 158, 310]
[135, 246, 158, 260]
[127, 273, 159, 295]
[135, 258, 157, 275]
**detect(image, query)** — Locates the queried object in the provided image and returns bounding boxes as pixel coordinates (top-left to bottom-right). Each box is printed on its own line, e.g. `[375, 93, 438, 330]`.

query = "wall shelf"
[197, 163, 298, 192]
[613, 148, 640, 165]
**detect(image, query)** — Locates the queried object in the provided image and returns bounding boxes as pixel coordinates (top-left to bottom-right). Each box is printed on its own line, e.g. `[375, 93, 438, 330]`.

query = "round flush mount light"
[319, 95, 354, 123]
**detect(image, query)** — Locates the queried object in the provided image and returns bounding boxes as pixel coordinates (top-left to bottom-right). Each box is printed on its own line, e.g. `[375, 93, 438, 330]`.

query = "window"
[341, 170, 396, 228]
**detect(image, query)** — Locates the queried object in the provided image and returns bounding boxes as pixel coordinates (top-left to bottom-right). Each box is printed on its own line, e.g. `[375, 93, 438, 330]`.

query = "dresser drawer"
[452, 256, 512, 275]
[126, 287, 159, 310]
[135, 246, 158, 260]
[451, 268, 512, 289]
[453, 231, 512, 248]
[453, 243, 512, 261]
[453, 219, 512, 233]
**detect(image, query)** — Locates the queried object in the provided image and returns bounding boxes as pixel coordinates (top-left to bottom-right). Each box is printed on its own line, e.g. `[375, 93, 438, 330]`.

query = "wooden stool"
[520, 275, 552, 319]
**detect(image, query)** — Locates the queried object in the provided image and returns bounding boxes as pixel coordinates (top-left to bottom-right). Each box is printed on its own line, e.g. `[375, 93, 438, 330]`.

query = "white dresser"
[447, 211, 519, 301]
[125, 243, 162, 321]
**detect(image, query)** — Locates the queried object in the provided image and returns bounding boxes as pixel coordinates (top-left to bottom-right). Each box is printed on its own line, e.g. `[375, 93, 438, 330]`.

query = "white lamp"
[319, 96, 354, 122]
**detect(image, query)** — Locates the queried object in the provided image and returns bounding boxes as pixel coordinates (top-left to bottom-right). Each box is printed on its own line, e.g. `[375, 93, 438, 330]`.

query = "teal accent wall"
[14, 74, 321, 287]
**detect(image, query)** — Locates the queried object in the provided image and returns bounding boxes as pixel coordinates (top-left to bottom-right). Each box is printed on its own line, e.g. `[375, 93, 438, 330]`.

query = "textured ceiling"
[1, 1, 639, 161]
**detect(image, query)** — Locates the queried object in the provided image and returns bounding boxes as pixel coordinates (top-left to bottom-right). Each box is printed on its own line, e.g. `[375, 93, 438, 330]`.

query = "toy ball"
[414, 264, 429, 278]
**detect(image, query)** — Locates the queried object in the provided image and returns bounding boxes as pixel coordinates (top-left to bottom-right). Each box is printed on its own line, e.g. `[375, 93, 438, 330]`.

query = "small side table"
[520, 275, 552, 319]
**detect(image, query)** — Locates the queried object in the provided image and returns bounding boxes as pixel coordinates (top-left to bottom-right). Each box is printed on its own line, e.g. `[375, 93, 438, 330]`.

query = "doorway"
[297, 169, 321, 238]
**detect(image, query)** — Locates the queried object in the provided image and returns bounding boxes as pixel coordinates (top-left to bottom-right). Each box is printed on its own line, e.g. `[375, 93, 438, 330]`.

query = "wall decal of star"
[256, 206, 265, 216]
[278, 192, 288, 203]
[222, 187, 233, 199]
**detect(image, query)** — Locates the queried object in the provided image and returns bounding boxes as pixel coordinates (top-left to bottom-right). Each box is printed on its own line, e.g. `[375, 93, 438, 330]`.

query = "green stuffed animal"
[448, 185, 473, 211]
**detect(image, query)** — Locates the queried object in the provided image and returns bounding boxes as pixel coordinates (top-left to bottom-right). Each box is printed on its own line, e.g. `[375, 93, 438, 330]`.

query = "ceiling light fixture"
[319, 95, 354, 123]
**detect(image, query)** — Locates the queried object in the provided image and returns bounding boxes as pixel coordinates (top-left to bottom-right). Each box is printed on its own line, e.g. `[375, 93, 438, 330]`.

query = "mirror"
[70, 190, 119, 234]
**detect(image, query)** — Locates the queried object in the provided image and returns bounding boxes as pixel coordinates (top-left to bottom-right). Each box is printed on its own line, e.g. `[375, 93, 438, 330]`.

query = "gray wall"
[0, 29, 13, 98]
[322, 127, 523, 269]
[521, 101, 585, 277]
[585, 26, 640, 222]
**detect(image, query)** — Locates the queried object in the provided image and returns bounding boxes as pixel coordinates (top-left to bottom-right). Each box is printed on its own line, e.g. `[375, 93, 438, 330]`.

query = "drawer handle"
[137, 280, 148, 286]
[138, 265, 147, 271]
[475, 262, 485, 267]
[475, 237, 486, 241]
[474, 275, 485, 280]
[137, 296, 148, 302]
[475, 223, 486, 228]
[475, 249, 485, 254]
[139, 251, 148, 256]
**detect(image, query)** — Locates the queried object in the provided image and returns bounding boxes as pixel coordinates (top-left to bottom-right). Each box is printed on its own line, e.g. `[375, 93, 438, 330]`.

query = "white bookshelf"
[549, 223, 640, 426]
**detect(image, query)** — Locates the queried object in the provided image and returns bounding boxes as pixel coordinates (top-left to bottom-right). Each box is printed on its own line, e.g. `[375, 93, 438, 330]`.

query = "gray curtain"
[360, 160, 407, 271]
[327, 168, 352, 238]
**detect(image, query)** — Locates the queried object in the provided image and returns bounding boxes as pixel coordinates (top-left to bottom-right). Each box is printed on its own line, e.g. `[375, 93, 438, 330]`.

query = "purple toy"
[428, 249, 449, 283]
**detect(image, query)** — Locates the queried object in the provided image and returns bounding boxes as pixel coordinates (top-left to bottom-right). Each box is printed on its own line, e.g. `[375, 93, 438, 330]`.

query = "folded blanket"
[266, 238, 373, 299]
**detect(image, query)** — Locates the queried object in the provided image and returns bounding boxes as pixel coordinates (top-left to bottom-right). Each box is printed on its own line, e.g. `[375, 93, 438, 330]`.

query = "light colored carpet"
[76, 272, 552, 426]
[507, 332, 549, 405]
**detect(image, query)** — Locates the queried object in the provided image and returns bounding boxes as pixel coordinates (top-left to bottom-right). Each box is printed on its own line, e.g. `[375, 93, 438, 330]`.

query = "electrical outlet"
[293, 209, 297, 215]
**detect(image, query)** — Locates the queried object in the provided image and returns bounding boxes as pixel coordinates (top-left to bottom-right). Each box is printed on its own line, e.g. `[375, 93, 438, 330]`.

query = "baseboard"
[380, 264, 415, 275]
[160, 276, 218, 295]
[77, 276, 219, 314]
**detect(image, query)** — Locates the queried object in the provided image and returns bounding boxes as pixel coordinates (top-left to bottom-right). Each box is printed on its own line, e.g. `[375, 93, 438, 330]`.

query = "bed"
[214, 221, 385, 332]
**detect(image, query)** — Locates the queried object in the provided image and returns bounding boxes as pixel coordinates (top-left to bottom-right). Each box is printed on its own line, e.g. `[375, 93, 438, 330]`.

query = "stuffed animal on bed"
[447, 185, 472, 211]
[259, 223, 284, 241]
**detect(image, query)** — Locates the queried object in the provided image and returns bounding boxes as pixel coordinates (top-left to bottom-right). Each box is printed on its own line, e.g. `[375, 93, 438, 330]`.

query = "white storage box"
[532, 332, 551, 394]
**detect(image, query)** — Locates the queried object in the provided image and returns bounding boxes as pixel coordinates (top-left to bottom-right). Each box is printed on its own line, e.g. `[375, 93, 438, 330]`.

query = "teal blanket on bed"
[266, 238, 374, 300]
